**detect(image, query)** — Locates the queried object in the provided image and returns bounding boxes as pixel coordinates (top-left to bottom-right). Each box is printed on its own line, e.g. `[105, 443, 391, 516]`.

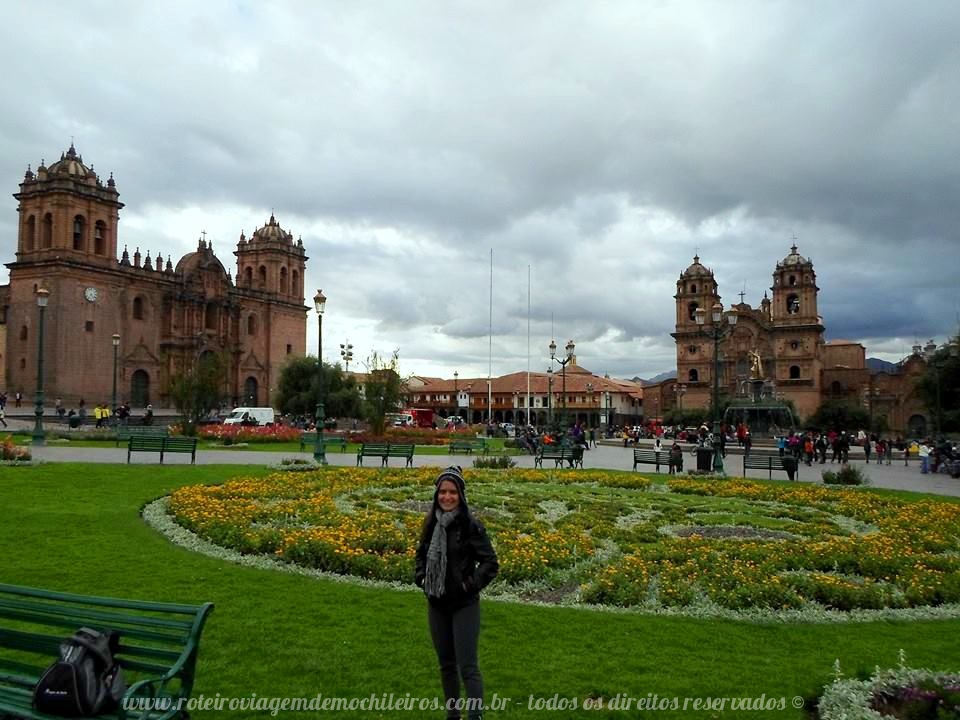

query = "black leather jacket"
[415, 513, 499, 611]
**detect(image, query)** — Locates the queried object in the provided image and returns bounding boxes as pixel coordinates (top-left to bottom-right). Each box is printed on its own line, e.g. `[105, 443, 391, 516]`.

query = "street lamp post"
[924, 339, 959, 438]
[339, 341, 353, 372]
[585, 382, 593, 428]
[674, 383, 687, 423]
[313, 289, 327, 465]
[604, 391, 611, 437]
[549, 339, 575, 431]
[32, 287, 49, 445]
[694, 303, 738, 473]
[546, 366, 554, 429]
[112, 334, 120, 425]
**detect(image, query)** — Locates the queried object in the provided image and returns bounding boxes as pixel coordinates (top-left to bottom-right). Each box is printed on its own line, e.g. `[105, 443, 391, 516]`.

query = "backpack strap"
[70, 629, 114, 670]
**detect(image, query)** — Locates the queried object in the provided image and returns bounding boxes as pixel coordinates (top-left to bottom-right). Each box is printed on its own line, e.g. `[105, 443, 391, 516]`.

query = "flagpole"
[526, 264, 531, 428]
[488, 249, 493, 427]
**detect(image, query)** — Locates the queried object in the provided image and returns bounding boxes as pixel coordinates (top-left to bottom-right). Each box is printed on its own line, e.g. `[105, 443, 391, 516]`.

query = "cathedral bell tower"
[770, 244, 819, 326]
[672, 254, 721, 387]
[13, 143, 123, 266]
[234, 214, 306, 303]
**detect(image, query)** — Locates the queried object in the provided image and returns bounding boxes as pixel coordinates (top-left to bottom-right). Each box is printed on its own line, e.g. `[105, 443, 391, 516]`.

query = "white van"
[223, 407, 276, 426]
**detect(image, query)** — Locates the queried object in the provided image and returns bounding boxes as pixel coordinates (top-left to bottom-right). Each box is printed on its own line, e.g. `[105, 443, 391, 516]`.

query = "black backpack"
[33, 627, 126, 717]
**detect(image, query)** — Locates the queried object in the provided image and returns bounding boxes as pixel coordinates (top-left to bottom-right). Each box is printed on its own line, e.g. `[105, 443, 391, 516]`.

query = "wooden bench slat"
[0, 597, 195, 631]
[0, 610, 189, 645]
[0, 584, 205, 615]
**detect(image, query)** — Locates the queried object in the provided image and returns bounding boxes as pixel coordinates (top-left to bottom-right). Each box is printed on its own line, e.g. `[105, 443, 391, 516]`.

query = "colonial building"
[0, 144, 308, 408]
[403, 360, 646, 428]
[654, 245, 932, 434]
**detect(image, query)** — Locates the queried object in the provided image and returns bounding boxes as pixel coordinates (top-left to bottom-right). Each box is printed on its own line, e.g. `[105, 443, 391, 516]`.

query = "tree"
[914, 337, 960, 434]
[275, 356, 363, 420]
[167, 352, 227, 436]
[806, 399, 870, 433]
[362, 350, 403, 435]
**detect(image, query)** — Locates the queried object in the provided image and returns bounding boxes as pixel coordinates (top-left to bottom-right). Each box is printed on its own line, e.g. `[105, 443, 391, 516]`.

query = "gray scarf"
[424, 509, 458, 598]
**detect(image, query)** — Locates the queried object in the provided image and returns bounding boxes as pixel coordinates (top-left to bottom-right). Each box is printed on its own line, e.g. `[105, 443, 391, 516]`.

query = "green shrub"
[822, 465, 868, 486]
[472, 455, 516, 469]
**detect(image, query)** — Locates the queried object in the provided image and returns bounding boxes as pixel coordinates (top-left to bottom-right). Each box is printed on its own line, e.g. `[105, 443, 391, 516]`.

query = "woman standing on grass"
[415, 467, 499, 720]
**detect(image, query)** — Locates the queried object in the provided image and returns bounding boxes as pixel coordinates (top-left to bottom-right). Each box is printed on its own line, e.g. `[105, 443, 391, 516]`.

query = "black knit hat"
[434, 466, 468, 509]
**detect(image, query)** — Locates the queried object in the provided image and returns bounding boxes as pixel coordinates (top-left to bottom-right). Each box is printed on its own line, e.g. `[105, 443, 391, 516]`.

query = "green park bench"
[356, 443, 389, 467]
[535, 446, 584, 469]
[0, 582, 213, 720]
[298, 432, 348, 453]
[632, 448, 670, 472]
[128, 436, 198, 464]
[449, 438, 485, 454]
[743, 453, 796, 480]
[385, 443, 415, 468]
[115, 425, 169, 448]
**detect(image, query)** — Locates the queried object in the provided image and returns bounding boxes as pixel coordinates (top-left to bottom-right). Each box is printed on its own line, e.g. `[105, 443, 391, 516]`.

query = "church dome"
[175, 245, 228, 278]
[779, 244, 810, 267]
[46, 144, 94, 179]
[680, 254, 714, 278]
[250, 213, 293, 244]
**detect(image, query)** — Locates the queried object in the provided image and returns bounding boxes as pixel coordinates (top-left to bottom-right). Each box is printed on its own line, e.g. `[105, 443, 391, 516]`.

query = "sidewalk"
[30, 442, 960, 498]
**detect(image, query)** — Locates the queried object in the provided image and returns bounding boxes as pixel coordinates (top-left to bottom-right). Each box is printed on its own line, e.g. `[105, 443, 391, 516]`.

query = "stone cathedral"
[0, 144, 308, 408]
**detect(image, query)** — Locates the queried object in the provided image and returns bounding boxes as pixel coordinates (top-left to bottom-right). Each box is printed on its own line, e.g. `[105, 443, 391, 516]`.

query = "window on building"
[42, 214, 53, 248]
[73, 216, 86, 251]
[688, 301, 699, 321]
[205, 303, 217, 330]
[85, 321, 94, 332]
[258, 266, 267, 287]
[25, 215, 35, 252]
[789, 365, 801, 379]
[688, 369, 699, 382]
[280, 266, 288, 294]
[20, 358, 25, 370]
[94, 222, 105, 255]
[244, 267, 253, 286]
[786, 294, 800, 314]
[133, 297, 144, 320]
[19, 325, 27, 341]
[788, 275, 797, 286]
[292, 269, 300, 297]
[247, 314, 257, 336]
[286, 344, 292, 354]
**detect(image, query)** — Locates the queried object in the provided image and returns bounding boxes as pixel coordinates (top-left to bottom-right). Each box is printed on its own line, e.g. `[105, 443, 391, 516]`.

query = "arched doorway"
[908, 414, 927, 438]
[244, 377, 259, 406]
[130, 370, 150, 407]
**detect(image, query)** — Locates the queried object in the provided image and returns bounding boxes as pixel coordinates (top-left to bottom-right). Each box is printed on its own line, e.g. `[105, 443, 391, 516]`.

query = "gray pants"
[428, 602, 483, 719]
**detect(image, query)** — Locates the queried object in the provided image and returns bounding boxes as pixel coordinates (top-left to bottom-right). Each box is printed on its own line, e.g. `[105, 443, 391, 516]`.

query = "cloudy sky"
[2, 1, 958, 381]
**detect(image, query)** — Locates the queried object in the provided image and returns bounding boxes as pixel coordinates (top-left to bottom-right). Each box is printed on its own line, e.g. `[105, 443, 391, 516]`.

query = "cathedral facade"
[672, 245, 827, 419]
[0, 145, 308, 408]
[665, 245, 928, 433]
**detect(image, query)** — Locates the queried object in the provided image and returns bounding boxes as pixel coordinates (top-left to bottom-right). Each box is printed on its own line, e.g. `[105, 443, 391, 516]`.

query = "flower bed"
[347, 427, 474, 446]
[166, 471, 960, 616]
[184, 424, 304, 444]
[819, 654, 960, 719]
[1, 435, 31, 462]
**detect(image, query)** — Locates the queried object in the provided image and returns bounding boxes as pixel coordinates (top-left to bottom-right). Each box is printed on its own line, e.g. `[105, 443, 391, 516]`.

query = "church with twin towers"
[0, 144, 308, 408]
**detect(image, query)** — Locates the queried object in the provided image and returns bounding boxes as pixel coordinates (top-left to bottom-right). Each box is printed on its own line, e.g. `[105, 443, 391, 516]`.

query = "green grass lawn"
[2, 463, 959, 718]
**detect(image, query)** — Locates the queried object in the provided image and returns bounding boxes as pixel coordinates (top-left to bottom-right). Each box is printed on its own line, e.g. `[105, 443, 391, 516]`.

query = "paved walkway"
[30, 441, 960, 498]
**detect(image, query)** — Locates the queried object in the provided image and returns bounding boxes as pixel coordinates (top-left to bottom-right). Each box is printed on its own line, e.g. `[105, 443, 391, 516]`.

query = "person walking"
[416, 467, 499, 720]
[863, 435, 872, 464]
[919, 440, 931, 474]
[0, 406, 6, 428]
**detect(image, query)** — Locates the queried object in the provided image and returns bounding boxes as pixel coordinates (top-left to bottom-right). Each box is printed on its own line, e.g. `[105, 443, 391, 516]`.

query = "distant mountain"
[867, 357, 898, 373]
[633, 370, 677, 386]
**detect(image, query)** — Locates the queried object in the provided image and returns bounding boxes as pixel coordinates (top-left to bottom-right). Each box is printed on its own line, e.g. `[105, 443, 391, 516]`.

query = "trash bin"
[696, 447, 714, 472]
